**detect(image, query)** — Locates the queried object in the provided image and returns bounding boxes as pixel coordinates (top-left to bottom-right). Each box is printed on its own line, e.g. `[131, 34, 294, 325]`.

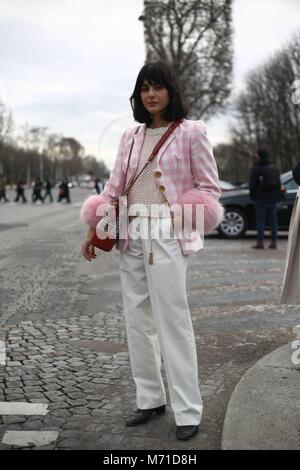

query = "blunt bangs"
[138, 64, 168, 89]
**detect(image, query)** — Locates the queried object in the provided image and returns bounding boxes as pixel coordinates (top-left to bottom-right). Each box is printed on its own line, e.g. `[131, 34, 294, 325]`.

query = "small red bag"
[91, 200, 119, 251]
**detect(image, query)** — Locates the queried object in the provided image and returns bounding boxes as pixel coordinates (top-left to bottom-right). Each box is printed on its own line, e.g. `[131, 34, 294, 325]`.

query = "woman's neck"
[148, 115, 170, 129]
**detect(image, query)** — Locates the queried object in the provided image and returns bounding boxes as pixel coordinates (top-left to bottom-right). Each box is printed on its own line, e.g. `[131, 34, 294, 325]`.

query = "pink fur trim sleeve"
[80, 193, 110, 228]
[171, 189, 224, 234]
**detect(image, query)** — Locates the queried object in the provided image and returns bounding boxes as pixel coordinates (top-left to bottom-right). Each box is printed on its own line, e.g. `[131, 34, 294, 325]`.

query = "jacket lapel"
[128, 124, 146, 173]
[126, 123, 177, 183]
[156, 134, 176, 165]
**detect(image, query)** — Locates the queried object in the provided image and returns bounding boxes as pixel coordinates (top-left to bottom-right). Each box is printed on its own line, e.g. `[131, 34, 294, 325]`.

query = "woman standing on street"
[80, 62, 223, 441]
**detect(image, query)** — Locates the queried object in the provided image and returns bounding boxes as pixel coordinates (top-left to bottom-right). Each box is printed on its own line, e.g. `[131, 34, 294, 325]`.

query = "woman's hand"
[81, 227, 97, 262]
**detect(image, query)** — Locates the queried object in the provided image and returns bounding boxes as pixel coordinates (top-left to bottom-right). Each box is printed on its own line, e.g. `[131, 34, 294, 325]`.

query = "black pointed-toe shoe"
[125, 405, 166, 427]
[176, 425, 199, 441]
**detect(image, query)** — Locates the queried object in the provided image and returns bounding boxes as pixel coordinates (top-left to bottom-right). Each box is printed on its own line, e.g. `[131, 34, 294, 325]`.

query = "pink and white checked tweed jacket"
[80, 119, 224, 255]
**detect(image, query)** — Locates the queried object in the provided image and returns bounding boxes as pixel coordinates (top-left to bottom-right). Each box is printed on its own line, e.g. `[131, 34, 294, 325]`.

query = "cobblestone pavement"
[0, 189, 299, 450]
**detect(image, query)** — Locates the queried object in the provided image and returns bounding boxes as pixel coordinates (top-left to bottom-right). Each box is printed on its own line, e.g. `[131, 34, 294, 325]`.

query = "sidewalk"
[222, 328, 300, 450]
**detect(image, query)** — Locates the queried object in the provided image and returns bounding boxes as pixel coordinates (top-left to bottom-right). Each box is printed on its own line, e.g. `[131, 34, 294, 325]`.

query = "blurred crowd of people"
[12, 177, 71, 204]
[0, 176, 105, 204]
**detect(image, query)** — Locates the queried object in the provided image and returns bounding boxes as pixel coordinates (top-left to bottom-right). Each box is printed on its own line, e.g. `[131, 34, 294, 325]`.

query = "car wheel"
[218, 208, 248, 238]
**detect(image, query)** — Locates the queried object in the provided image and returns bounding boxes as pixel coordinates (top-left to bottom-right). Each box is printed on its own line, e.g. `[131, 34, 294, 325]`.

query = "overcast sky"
[0, 0, 299, 169]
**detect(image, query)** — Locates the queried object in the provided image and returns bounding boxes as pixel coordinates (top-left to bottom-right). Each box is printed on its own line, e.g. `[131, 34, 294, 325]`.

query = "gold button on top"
[154, 171, 162, 178]
[159, 185, 166, 192]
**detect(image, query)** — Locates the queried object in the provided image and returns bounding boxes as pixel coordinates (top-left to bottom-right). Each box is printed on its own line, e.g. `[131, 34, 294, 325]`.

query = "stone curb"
[221, 342, 300, 450]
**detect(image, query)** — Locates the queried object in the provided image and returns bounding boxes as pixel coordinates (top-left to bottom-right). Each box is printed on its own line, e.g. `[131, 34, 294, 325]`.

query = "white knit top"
[127, 126, 170, 217]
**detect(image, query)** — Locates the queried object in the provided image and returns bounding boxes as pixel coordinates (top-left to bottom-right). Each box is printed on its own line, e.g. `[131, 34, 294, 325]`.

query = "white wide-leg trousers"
[119, 216, 203, 426]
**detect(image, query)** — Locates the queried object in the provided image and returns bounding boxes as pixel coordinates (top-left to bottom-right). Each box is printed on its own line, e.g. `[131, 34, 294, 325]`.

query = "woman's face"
[140, 79, 170, 117]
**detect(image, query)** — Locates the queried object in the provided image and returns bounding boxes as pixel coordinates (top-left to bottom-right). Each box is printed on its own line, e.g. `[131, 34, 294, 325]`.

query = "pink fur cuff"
[80, 194, 110, 227]
[172, 189, 224, 234]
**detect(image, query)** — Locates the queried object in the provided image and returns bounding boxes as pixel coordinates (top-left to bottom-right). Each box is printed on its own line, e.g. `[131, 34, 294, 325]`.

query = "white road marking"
[0, 340, 5, 365]
[2, 431, 59, 447]
[0, 402, 49, 415]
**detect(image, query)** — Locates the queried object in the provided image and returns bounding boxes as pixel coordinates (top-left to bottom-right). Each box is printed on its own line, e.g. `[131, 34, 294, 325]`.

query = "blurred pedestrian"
[94, 177, 104, 195]
[14, 178, 27, 203]
[280, 161, 300, 304]
[43, 179, 53, 202]
[32, 177, 44, 203]
[249, 148, 282, 249]
[292, 160, 300, 185]
[57, 178, 71, 203]
[0, 174, 9, 202]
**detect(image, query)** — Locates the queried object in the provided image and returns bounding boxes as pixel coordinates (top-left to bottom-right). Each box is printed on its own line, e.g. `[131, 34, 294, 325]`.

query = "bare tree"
[83, 155, 110, 181]
[59, 137, 85, 181]
[229, 30, 300, 178]
[45, 133, 64, 182]
[139, 0, 233, 119]
[28, 126, 48, 180]
[98, 160, 110, 180]
[1, 111, 109, 185]
[0, 102, 14, 177]
[0, 101, 14, 142]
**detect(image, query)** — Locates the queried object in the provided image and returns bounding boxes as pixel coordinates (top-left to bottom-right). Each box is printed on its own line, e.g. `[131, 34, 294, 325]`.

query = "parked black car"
[218, 171, 298, 238]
